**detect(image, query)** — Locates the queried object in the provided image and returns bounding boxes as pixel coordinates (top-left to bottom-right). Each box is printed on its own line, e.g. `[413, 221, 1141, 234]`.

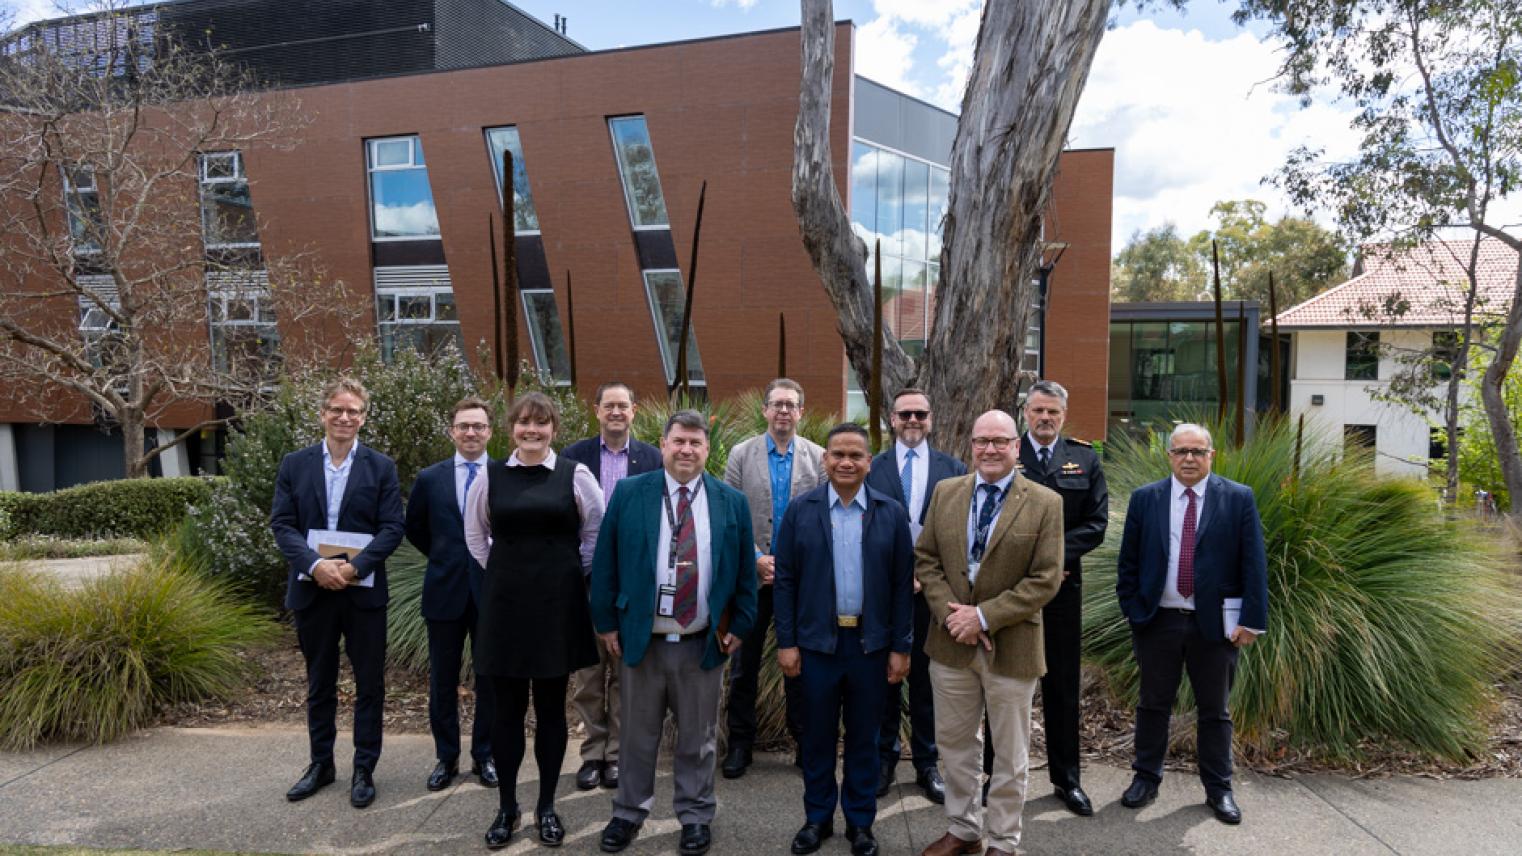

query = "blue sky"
[2, 1, 1404, 251]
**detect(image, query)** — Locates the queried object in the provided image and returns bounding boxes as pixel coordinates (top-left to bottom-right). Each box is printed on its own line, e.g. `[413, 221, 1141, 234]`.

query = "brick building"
[0, 0, 1112, 491]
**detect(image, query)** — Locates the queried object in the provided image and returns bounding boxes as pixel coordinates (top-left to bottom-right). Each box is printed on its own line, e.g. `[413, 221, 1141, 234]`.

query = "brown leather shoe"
[920, 833, 981, 856]
[985, 849, 1013, 856]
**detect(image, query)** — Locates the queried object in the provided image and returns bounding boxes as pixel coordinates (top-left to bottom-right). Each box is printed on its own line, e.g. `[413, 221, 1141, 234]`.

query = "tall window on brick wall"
[62, 165, 103, 255]
[367, 136, 439, 240]
[1346, 331, 1380, 380]
[199, 152, 277, 381]
[484, 126, 540, 233]
[608, 116, 703, 386]
[374, 266, 462, 361]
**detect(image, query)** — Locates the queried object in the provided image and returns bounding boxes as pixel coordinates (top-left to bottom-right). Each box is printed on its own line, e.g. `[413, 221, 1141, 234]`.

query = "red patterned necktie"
[1178, 487, 1197, 598]
[674, 486, 698, 627]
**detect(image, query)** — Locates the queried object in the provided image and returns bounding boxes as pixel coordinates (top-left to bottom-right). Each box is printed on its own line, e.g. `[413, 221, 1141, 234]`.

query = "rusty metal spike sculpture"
[502, 149, 520, 396]
[488, 213, 503, 382]
[1268, 270, 1282, 417]
[777, 312, 787, 378]
[672, 180, 707, 400]
[1235, 300, 1247, 446]
[565, 269, 578, 389]
[1212, 240, 1228, 425]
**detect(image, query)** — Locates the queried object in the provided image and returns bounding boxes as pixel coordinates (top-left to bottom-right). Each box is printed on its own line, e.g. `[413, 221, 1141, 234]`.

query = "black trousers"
[878, 591, 937, 772]
[1130, 608, 1239, 798]
[726, 585, 805, 748]
[426, 599, 494, 764]
[1040, 575, 1083, 789]
[294, 593, 387, 773]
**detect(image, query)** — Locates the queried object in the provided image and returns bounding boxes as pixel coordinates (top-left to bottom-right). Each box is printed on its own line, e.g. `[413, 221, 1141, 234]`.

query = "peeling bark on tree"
[793, 0, 1109, 450]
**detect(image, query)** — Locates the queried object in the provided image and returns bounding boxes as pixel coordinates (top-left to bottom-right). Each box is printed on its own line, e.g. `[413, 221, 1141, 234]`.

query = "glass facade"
[1108, 317, 1248, 436]
[846, 140, 949, 418]
[484, 126, 540, 232]
[609, 116, 669, 228]
[367, 136, 440, 239]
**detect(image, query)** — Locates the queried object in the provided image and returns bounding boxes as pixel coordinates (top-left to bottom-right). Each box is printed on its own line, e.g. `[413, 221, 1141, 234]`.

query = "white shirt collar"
[896, 438, 926, 459]
[1171, 474, 1208, 500]
[507, 449, 557, 469]
[975, 470, 1016, 493]
[1025, 432, 1055, 456]
[454, 451, 487, 467]
[664, 470, 704, 493]
[323, 442, 357, 469]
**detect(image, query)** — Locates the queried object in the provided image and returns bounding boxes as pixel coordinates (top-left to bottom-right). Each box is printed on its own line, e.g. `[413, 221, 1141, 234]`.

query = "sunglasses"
[895, 409, 930, 421]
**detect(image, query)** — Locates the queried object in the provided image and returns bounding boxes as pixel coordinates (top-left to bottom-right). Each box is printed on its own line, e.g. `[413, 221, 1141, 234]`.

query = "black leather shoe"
[599, 817, 641, 853]
[1207, 791, 1242, 825]
[485, 808, 521, 849]
[427, 759, 458, 792]
[981, 777, 990, 807]
[285, 761, 335, 802]
[602, 761, 620, 789]
[790, 821, 833, 854]
[537, 808, 566, 846]
[679, 823, 712, 856]
[721, 745, 752, 779]
[471, 758, 499, 788]
[916, 767, 946, 804]
[846, 825, 879, 856]
[576, 760, 604, 790]
[1121, 778, 1158, 809]
[1055, 785, 1094, 817]
[876, 760, 894, 797]
[349, 768, 376, 808]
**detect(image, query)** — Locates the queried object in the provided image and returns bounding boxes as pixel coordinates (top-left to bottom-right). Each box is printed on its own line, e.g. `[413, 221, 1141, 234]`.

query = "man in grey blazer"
[721, 378, 824, 778]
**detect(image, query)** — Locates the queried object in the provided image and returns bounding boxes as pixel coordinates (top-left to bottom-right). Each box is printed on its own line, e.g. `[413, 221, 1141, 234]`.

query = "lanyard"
[662, 477, 704, 581]
[969, 483, 1009, 563]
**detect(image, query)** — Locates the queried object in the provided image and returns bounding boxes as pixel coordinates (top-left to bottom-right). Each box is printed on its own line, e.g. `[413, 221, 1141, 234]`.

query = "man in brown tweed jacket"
[915, 409, 1063, 856]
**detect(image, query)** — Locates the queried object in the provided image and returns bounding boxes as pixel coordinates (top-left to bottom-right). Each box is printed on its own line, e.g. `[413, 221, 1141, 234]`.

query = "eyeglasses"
[766, 400, 800, 412]
[325, 406, 363, 418]
[895, 409, 930, 421]
[970, 437, 1014, 450]
[452, 422, 490, 434]
[1168, 448, 1211, 459]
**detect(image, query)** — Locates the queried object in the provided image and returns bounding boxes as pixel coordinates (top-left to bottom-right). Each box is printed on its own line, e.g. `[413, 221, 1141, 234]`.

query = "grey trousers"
[613, 634, 724, 826]
[572, 635, 621, 763]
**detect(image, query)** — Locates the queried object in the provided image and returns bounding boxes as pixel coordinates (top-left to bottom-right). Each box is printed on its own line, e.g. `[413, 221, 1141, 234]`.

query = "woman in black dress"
[464, 392, 605, 849]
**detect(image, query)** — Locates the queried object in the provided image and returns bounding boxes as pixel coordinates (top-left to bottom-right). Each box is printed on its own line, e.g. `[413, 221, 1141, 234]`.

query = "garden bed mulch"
[159, 627, 1522, 781]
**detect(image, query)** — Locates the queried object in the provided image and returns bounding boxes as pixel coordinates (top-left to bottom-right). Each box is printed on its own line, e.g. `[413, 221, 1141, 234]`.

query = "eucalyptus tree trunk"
[1479, 238, 1522, 516]
[792, 0, 1109, 450]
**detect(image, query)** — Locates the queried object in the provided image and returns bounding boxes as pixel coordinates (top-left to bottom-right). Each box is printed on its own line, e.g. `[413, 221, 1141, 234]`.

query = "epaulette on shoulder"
[1066, 437, 1093, 448]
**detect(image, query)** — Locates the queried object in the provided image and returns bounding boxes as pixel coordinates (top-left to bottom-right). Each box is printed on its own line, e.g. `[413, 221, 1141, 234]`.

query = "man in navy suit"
[775, 423, 913, 856]
[405, 396, 499, 793]
[590, 410, 759, 856]
[562, 381, 663, 792]
[866, 388, 965, 804]
[1116, 423, 1267, 825]
[270, 377, 405, 809]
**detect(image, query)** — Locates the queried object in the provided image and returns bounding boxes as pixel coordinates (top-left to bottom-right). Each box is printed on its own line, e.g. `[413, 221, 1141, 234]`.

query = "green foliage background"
[0, 477, 213, 540]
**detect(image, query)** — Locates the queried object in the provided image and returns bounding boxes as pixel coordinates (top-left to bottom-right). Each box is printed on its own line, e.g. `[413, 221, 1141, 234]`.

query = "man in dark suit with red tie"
[1115, 423, 1268, 825]
[865, 388, 965, 804]
[405, 396, 499, 792]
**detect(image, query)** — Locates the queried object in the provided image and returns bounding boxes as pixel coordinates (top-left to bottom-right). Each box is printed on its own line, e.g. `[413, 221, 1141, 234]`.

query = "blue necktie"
[900, 448, 916, 507]
[970, 483, 1001, 562]
[462, 461, 479, 514]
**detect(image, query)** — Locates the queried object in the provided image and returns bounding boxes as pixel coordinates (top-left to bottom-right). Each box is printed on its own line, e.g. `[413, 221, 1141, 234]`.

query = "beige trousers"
[572, 634, 621, 763]
[930, 650, 1038, 853]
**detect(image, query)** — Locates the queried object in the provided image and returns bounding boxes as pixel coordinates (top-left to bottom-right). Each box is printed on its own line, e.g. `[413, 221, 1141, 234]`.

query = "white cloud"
[709, 0, 759, 10]
[854, 15, 921, 98]
[1068, 20, 1363, 251]
[853, 0, 979, 110]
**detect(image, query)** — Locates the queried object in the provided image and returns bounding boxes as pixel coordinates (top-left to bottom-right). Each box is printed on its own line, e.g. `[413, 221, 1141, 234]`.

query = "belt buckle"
[837, 615, 860, 628]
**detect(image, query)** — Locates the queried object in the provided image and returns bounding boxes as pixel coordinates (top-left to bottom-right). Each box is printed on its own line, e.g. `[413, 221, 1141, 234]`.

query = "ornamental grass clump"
[0, 554, 277, 750]
[1084, 416, 1522, 762]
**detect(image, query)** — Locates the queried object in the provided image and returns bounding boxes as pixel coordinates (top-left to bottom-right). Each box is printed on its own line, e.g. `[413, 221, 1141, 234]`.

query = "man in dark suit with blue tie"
[775, 423, 914, 856]
[405, 396, 499, 793]
[866, 388, 965, 804]
[1116, 423, 1267, 825]
[270, 378, 405, 809]
[562, 381, 663, 791]
[590, 410, 759, 856]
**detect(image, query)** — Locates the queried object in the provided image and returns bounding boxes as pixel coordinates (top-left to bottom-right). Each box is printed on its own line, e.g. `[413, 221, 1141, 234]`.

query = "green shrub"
[385, 541, 434, 674]
[0, 554, 278, 749]
[1083, 415, 1522, 762]
[0, 536, 148, 562]
[0, 477, 215, 540]
[632, 393, 751, 477]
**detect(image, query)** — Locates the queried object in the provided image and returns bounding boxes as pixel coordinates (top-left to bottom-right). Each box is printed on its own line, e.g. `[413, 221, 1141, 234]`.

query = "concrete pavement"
[1, 727, 1519, 855]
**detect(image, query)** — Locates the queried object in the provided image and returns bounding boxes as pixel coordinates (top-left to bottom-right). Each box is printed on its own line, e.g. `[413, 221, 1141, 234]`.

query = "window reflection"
[484, 126, 540, 232]
[367, 136, 440, 239]
[610, 117, 669, 228]
[522, 290, 572, 384]
[642, 270, 705, 384]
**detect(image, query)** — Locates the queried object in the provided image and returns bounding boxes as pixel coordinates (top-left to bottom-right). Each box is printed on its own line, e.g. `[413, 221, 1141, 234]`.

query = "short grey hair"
[1027, 380, 1068, 407]
[1169, 422, 1213, 449]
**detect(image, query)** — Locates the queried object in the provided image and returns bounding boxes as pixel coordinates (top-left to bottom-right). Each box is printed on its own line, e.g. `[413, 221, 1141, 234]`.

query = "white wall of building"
[1288, 329, 1446, 479]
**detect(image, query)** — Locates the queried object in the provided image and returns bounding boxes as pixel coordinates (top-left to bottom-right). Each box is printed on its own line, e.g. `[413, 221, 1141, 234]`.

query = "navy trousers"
[799, 628, 889, 828]
[426, 598, 494, 764]
[294, 592, 387, 772]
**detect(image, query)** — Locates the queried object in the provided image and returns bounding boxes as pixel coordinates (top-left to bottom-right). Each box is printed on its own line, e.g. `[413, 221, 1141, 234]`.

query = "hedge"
[0, 477, 217, 540]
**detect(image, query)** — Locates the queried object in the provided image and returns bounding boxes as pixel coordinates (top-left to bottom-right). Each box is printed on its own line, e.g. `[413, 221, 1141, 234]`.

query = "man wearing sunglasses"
[405, 396, 500, 793]
[866, 388, 965, 804]
[1115, 423, 1267, 825]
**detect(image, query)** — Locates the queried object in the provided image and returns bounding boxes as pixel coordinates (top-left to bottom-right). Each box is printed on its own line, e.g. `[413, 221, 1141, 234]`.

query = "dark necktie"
[1178, 487, 1197, 598]
[461, 461, 479, 514]
[674, 486, 699, 627]
[970, 483, 1001, 562]
[1037, 446, 1051, 473]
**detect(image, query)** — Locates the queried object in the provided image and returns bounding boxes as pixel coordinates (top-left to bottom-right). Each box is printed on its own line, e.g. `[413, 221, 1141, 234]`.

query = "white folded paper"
[302, 529, 376, 588]
[1222, 597, 1243, 639]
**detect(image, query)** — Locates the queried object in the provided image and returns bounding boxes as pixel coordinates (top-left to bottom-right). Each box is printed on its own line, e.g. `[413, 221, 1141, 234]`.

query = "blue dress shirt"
[766, 434, 795, 553]
[829, 485, 866, 617]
